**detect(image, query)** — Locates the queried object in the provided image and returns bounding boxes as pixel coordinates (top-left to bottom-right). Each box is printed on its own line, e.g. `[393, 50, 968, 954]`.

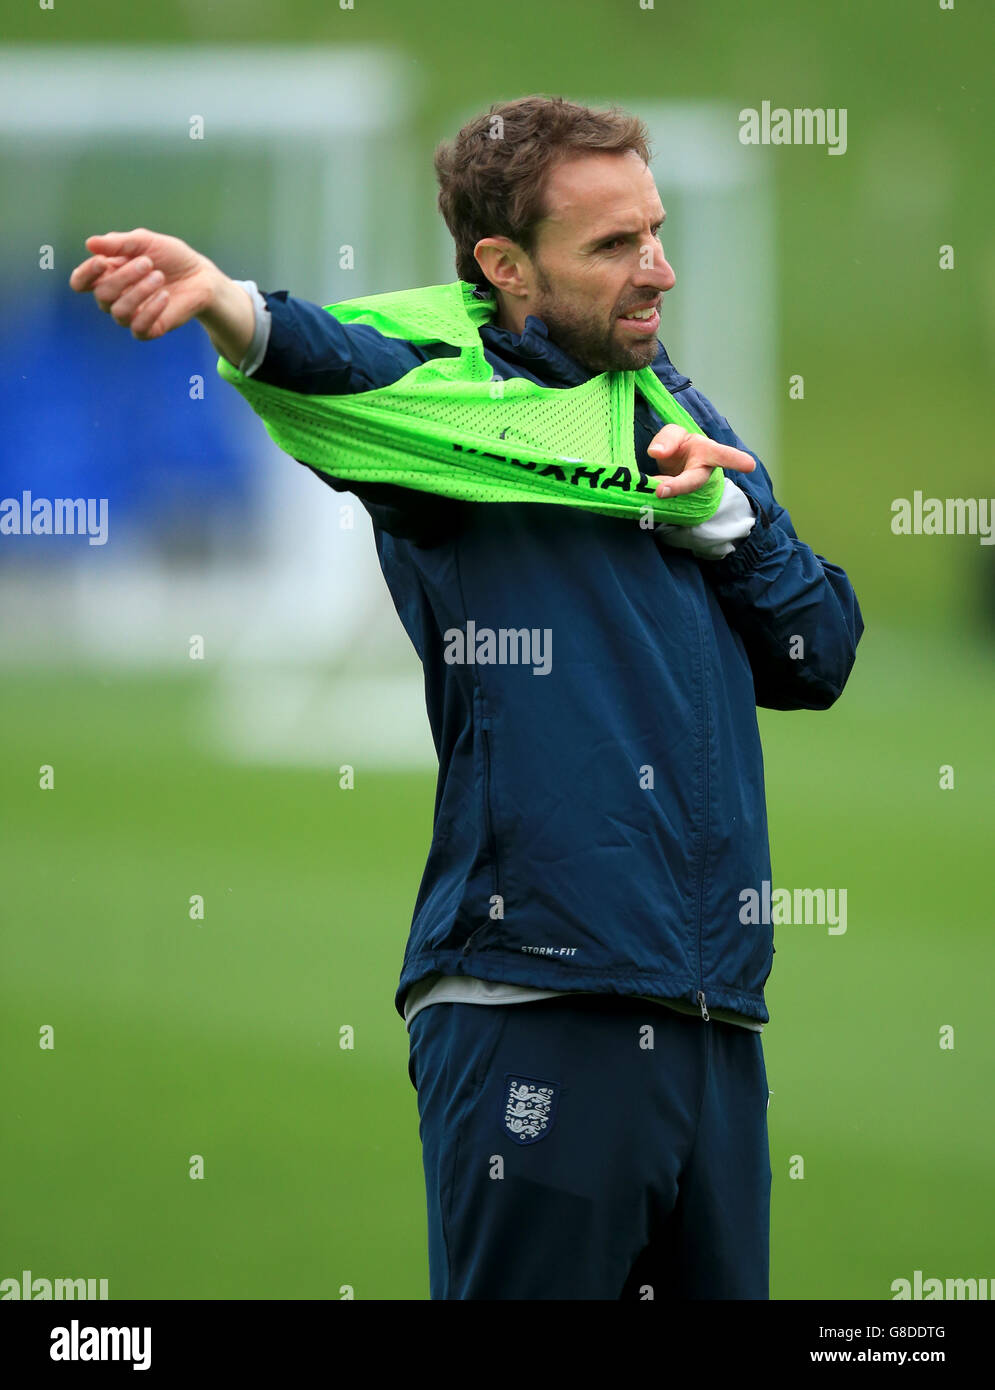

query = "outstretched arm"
[69, 227, 469, 545]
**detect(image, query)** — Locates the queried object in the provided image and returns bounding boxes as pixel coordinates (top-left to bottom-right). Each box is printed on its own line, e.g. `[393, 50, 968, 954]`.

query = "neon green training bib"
[217, 279, 724, 526]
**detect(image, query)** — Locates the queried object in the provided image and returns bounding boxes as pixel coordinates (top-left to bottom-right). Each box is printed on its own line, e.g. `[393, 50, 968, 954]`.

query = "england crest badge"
[501, 1074, 560, 1146]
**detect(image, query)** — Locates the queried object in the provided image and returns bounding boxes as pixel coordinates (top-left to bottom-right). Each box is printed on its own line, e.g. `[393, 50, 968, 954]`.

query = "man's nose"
[638, 242, 676, 291]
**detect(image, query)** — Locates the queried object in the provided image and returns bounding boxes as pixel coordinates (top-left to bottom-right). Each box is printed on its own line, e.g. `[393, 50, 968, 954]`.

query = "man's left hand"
[648, 424, 756, 497]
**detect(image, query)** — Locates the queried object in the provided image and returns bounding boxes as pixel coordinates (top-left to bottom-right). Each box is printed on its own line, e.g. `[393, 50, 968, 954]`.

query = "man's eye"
[600, 228, 662, 251]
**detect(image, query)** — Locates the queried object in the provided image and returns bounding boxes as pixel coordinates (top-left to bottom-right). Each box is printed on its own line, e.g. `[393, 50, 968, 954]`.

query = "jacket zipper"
[641, 372, 713, 1021]
[463, 703, 500, 955]
[689, 583, 711, 1021]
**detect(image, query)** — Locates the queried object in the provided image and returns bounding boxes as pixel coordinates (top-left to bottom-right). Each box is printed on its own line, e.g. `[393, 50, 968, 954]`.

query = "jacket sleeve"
[675, 385, 864, 712]
[251, 289, 467, 547]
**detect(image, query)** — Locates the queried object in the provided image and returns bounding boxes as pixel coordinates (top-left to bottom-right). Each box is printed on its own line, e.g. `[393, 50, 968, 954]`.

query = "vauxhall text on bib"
[217, 279, 725, 526]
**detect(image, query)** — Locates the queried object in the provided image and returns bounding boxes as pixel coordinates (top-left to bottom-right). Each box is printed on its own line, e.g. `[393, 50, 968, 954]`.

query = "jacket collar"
[472, 286, 691, 392]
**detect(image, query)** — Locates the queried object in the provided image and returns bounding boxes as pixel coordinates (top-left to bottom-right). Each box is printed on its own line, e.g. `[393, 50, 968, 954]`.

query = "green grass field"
[1, 626, 992, 1300]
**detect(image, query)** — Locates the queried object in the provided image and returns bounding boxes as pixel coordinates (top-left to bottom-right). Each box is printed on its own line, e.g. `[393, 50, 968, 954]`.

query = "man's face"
[484, 150, 676, 374]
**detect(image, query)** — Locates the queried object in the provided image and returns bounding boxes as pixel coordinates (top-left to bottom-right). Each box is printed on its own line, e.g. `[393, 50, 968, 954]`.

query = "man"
[70, 95, 863, 1300]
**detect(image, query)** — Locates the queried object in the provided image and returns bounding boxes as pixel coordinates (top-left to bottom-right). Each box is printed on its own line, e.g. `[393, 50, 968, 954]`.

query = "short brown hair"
[433, 95, 653, 293]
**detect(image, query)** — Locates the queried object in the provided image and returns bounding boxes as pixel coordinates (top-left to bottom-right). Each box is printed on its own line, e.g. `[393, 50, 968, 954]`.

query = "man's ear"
[474, 236, 528, 299]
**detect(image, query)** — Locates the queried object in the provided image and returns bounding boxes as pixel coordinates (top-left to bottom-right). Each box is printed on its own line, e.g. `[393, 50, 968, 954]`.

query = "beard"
[531, 260, 659, 374]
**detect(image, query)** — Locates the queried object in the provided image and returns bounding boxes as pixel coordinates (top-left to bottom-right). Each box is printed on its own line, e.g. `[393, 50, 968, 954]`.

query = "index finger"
[700, 439, 756, 475]
[85, 229, 154, 258]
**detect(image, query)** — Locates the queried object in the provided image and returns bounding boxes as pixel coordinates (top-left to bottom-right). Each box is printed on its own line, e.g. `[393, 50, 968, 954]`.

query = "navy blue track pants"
[407, 994, 772, 1300]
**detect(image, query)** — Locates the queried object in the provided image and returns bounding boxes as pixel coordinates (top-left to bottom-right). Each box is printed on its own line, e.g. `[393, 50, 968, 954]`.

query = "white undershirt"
[404, 973, 763, 1032]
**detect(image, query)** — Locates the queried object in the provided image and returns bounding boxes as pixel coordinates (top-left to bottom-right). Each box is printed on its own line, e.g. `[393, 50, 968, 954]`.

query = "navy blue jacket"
[254, 286, 864, 1024]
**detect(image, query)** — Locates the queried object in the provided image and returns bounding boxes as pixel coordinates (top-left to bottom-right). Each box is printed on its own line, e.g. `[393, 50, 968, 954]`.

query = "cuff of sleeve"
[657, 475, 757, 560]
[230, 279, 272, 376]
[705, 502, 778, 577]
